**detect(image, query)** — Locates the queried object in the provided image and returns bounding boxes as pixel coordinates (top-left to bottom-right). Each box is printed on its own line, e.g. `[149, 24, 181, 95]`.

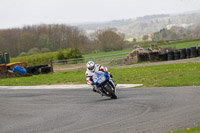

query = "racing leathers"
[85, 64, 115, 93]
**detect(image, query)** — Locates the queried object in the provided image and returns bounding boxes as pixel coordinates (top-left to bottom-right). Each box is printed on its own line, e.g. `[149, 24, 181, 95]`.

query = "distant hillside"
[118, 13, 200, 38]
[73, 19, 135, 33]
[73, 11, 200, 38]
[136, 14, 170, 20]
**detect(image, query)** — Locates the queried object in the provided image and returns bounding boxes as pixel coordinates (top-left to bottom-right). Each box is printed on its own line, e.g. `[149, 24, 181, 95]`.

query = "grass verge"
[167, 126, 200, 133]
[0, 62, 200, 86]
[160, 40, 200, 49]
[111, 62, 200, 87]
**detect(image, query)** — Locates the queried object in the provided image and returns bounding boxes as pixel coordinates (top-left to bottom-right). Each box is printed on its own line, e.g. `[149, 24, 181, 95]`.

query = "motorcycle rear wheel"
[105, 84, 117, 99]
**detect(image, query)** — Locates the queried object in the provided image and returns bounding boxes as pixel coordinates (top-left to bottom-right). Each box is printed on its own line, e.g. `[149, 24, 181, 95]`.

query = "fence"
[52, 52, 129, 72]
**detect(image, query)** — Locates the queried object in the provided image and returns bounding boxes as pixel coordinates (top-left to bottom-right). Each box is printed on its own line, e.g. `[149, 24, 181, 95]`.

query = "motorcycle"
[93, 71, 117, 99]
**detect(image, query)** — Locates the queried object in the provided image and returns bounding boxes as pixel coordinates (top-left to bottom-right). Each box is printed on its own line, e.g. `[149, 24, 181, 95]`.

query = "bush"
[11, 52, 58, 66]
[19, 52, 28, 57]
[57, 50, 65, 60]
[41, 48, 51, 53]
[28, 48, 41, 55]
[57, 48, 83, 61]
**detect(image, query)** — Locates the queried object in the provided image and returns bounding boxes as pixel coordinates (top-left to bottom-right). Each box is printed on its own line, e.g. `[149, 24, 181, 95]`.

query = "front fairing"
[93, 72, 109, 87]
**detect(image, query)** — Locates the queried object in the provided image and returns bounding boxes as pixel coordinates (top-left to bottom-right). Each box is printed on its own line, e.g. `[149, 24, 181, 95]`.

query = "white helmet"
[86, 61, 95, 71]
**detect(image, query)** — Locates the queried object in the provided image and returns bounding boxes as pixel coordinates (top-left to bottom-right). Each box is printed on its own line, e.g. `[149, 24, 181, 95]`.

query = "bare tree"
[92, 28, 125, 52]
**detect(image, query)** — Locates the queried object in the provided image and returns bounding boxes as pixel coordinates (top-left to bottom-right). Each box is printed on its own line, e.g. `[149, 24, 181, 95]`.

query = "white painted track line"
[0, 84, 143, 89]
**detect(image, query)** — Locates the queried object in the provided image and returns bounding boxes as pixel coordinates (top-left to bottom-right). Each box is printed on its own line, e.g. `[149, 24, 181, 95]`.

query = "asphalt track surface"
[0, 86, 200, 133]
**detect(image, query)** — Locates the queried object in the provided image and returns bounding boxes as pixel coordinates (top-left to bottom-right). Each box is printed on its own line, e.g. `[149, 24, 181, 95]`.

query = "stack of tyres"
[159, 53, 168, 61]
[26, 65, 48, 75]
[26, 67, 39, 75]
[186, 48, 191, 58]
[149, 52, 159, 62]
[180, 48, 187, 59]
[174, 50, 180, 60]
[138, 53, 149, 61]
[190, 47, 198, 58]
[168, 51, 174, 60]
[39, 67, 51, 74]
[198, 47, 200, 56]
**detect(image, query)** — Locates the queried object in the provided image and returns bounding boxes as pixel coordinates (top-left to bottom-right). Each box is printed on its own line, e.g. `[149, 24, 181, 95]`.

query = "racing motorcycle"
[93, 71, 117, 99]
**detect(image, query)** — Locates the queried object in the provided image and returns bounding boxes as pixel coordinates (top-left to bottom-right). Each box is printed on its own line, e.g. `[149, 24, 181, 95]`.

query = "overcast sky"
[0, 0, 200, 29]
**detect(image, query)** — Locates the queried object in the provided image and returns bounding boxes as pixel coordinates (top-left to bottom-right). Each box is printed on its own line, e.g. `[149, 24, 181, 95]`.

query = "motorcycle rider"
[85, 61, 116, 94]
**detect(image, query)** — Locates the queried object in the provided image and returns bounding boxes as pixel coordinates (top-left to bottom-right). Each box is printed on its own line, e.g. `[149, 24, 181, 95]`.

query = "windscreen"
[93, 71, 104, 82]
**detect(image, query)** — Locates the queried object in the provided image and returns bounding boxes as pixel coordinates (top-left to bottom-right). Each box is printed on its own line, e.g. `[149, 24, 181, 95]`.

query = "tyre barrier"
[26, 67, 39, 75]
[35, 64, 48, 69]
[168, 51, 174, 60]
[145, 46, 200, 62]
[174, 50, 181, 60]
[159, 53, 168, 61]
[180, 48, 187, 59]
[198, 47, 200, 56]
[26, 65, 49, 75]
[186, 48, 191, 58]
[190, 47, 198, 58]
[149, 52, 159, 62]
[138, 53, 149, 61]
[39, 66, 51, 74]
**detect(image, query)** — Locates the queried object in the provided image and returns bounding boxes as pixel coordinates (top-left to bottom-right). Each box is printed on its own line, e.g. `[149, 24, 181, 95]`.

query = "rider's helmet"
[86, 61, 95, 72]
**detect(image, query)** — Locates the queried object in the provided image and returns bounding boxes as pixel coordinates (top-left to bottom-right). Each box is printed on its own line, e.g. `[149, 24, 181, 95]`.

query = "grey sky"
[0, 0, 200, 28]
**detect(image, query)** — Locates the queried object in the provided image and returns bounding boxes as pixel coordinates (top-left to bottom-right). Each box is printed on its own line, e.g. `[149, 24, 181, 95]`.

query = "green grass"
[83, 49, 132, 58]
[160, 40, 200, 49]
[111, 62, 200, 87]
[0, 62, 200, 86]
[10, 52, 58, 66]
[0, 71, 84, 86]
[167, 126, 200, 133]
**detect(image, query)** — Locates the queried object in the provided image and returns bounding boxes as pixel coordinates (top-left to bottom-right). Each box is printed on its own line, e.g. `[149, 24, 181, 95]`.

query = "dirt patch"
[111, 57, 200, 69]
[0, 71, 18, 79]
[0, 71, 31, 79]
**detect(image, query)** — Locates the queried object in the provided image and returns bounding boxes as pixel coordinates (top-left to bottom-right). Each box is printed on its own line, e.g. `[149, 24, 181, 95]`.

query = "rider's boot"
[92, 85, 98, 92]
[98, 88, 105, 96]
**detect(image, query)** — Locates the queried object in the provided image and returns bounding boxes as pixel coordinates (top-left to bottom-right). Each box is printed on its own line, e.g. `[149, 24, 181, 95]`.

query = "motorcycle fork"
[100, 84, 109, 95]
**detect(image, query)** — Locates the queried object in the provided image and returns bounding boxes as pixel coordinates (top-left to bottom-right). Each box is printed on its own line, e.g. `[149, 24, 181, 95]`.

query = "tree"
[162, 29, 167, 38]
[133, 38, 137, 42]
[92, 28, 125, 52]
[18, 52, 28, 57]
[143, 35, 149, 41]
[38, 34, 51, 49]
[168, 19, 171, 24]
[41, 48, 51, 53]
[0, 24, 89, 57]
[28, 48, 41, 55]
